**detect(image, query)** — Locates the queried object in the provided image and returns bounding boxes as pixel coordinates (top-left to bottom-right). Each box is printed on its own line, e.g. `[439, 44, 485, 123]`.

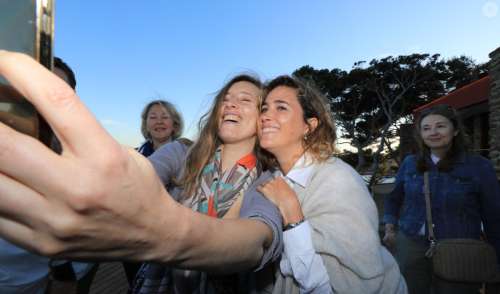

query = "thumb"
[256, 185, 264, 194]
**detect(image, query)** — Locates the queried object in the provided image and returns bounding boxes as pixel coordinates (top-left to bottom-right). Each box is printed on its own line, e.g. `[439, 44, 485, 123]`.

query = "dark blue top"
[136, 140, 155, 157]
[383, 153, 500, 263]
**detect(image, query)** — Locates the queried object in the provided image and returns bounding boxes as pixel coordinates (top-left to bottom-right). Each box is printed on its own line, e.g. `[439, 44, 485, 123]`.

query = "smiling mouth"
[261, 126, 279, 134]
[222, 114, 240, 124]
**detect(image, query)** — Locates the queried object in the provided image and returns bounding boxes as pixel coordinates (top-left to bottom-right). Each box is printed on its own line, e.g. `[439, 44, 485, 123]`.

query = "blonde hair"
[141, 100, 184, 140]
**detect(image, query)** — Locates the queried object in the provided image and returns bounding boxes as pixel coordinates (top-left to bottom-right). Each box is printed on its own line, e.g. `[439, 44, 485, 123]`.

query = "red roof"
[413, 75, 490, 114]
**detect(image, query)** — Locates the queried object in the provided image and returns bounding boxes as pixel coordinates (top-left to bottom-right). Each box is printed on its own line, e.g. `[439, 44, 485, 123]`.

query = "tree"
[362, 54, 450, 186]
[444, 56, 489, 91]
[294, 54, 486, 187]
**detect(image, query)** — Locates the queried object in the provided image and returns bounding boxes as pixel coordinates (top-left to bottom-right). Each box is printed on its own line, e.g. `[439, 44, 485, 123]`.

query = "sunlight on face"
[146, 104, 174, 143]
[259, 86, 309, 156]
[217, 81, 261, 146]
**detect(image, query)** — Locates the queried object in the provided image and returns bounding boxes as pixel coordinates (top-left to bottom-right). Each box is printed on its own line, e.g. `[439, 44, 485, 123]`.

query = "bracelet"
[284, 218, 305, 231]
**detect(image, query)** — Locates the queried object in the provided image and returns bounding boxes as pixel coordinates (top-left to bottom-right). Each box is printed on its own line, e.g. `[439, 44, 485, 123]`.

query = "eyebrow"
[421, 121, 448, 127]
[148, 111, 169, 115]
[269, 99, 290, 105]
[262, 99, 288, 106]
[227, 90, 255, 96]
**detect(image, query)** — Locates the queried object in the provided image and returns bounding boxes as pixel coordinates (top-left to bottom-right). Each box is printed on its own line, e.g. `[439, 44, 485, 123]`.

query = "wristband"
[284, 218, 305, 231]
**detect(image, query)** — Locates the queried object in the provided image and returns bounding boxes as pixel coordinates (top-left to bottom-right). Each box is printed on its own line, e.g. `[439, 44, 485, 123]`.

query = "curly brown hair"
[262, 75, 337, 166]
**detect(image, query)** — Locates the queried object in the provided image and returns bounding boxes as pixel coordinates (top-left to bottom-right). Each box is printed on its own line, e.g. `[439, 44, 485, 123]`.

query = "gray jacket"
[271, 157, 407, 294]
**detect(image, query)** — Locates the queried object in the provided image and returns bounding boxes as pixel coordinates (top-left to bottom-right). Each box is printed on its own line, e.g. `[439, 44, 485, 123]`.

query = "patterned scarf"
[183, 147, 258, 217]
[132, 148, 258, 294]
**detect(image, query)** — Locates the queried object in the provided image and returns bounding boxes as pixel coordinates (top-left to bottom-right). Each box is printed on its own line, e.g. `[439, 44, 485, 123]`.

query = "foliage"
[294, 54, 486, 186]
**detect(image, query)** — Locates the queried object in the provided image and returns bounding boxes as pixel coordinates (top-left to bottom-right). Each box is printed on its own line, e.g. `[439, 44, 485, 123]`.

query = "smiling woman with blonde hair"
[136, 99, 184, 157]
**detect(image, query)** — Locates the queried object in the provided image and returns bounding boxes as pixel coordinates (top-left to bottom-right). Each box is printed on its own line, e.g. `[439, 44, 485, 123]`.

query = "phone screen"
[0, 0, 54, 144]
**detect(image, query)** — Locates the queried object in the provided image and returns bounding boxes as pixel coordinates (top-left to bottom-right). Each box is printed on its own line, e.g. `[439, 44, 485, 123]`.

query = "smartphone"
[0, 0, 54, 145]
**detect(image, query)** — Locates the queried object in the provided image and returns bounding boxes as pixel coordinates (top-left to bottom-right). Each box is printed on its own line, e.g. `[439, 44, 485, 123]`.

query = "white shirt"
[430, 153, 440, 164]
[276, 154, 332, 294]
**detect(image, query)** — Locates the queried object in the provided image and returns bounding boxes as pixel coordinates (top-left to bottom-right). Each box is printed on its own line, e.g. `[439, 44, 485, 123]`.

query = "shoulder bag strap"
[423, 171, 437, 257]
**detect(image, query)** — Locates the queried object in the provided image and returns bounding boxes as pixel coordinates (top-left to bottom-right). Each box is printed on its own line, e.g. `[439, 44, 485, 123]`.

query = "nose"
[223, 96, 239, 109]
[260, 111, 272, 123]
[429, 126, 439, 135]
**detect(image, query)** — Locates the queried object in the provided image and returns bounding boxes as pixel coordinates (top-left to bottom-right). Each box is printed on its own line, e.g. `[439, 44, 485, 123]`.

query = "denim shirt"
[383, 154, 500, 263]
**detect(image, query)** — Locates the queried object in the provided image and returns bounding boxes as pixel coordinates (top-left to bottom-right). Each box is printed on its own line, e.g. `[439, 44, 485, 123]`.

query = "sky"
[53, 0, 500, 147]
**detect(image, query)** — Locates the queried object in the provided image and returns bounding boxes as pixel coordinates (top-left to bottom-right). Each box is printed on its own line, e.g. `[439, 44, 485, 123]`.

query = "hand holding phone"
[0, 0, 53, 143]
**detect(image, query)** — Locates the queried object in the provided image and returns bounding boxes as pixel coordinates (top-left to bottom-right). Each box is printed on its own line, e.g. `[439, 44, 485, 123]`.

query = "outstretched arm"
[0, 51, 271, 273]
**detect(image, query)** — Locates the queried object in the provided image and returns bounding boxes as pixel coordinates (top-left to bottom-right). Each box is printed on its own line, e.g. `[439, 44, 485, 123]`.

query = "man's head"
[53, 57, 76, 90]
[50, 57, 77, 153]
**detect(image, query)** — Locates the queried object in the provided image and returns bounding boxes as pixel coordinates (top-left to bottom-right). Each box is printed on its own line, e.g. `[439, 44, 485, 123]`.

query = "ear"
[305, 117, 319, 135]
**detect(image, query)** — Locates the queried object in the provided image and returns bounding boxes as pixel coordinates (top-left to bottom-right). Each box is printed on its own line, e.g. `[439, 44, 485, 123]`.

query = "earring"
[304, 133, 308, 141]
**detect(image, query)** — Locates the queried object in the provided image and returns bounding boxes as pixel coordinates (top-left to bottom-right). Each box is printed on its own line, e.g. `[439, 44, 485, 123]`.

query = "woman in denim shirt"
[383, 104, 500, 294]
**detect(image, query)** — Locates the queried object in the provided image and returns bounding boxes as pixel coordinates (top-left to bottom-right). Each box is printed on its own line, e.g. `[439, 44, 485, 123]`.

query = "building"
[406, 46, 500, 179]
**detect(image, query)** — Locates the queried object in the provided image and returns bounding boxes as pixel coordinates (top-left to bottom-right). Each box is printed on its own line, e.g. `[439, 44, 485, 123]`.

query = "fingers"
[258, 174, 282, 189]
[0, 51, 114, 156]
[257, 177, 281, 204]
[0, 216, 69, 258]
[256, 178, 274, 194]
[256, 182, 272, 204]
[0, 176, 57, 257]
[0, 171, 49, 227]
[0, 217, 38, 253]
[0, 122, 68, 197]
[382, 233, 396, 249]
[258, 175, 287, 191]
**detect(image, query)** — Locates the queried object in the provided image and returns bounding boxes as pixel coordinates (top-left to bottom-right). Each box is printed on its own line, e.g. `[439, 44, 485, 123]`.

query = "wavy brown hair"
[262, 75, 337, 167]
[178, 74, 263, 196]
[415, 104, 469, 173]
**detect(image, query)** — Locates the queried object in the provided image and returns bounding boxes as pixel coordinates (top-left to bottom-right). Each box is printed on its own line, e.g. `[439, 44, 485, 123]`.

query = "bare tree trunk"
[368, 124, 391, 188]
[383, 136, 400, 165]
[355, 145, 365, 171]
